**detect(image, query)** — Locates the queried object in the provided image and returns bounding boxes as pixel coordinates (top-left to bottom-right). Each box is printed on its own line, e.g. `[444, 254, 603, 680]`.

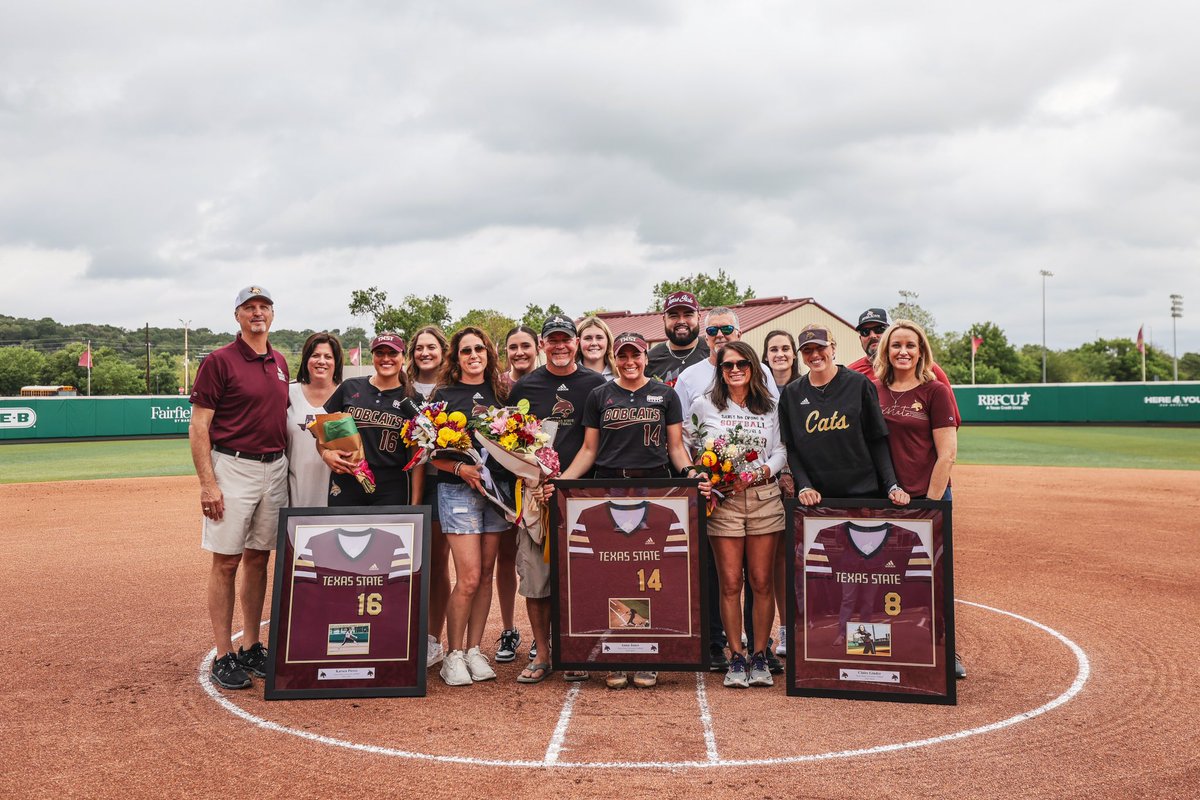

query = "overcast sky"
[2, 1, 1197, 355]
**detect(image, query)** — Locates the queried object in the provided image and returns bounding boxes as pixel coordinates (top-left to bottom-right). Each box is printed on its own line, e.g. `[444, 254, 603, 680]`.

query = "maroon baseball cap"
[797, 328, 831, 348]
[662, 291, 699, 313]
[370, 333, 406, 354]
[613, 332, 649, 354]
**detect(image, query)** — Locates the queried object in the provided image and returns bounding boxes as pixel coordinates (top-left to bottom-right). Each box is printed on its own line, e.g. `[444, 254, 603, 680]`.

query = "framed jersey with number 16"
[786, 499, 956, 704]
[265, 506, 430, 700]
[550, 480, 710, 671]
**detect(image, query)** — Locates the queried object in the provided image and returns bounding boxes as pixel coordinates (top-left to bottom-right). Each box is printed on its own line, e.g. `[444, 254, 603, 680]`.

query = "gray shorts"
[437, 481, 510, 534]
[515, 517, 551, 599]
[202, 450, 288, 554]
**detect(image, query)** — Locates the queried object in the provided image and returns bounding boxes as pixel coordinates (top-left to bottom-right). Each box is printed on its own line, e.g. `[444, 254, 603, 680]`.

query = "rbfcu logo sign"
[977, 392, 1031, 412]
[0, 407, 37, 429]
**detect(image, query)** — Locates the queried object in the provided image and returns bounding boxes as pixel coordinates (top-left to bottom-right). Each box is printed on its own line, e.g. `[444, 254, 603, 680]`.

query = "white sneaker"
[776, 626, 787, 656]
[465, 646, 497, 682]
[427, 635, 444, 668]
[440, 649, 471, 686]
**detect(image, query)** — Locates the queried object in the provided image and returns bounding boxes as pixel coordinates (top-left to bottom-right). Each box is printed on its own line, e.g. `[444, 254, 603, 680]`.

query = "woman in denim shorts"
[429, 327, 515, 687]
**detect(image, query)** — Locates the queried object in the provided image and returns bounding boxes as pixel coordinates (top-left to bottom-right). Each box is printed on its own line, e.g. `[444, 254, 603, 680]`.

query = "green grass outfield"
[2, 426, 1198, 484]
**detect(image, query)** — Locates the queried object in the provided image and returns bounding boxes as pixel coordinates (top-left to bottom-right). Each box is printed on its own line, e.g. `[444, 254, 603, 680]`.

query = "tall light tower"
[179, 319, 191, 394]
[1170, 294, 1183, 381]
[1040, 270, 1054, 383]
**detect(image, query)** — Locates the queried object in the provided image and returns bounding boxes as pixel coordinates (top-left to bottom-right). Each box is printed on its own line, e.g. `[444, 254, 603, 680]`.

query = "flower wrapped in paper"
[398, 399, 473, 470]
[310, 412, 376, 493]
[688, 416, 766, 516]
[470, 399, 561, 525]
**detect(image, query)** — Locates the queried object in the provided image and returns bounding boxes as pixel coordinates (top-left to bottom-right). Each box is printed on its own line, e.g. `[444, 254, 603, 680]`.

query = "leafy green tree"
[1177, 352, 1200, 381]
[0, 347, 48, 395]
[449, 309, 517, 351]
[938, 322, 1038, 384]
[149, 352, 184, 395]
[92, 350, 145, 395]
[520, 303, 566, 332]
[648, 269, 755, 311]
[41, 343, 89, 392]
[889, 291, 937, 337]
[1063, 338, 1173, 382]
[349, 288, 452, 337]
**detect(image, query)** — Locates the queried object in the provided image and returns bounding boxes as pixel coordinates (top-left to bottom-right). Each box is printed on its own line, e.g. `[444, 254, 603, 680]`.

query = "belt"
[595, 466, 672, 479]
[213, 445, 284, 463]
[748, 475, 778, 489]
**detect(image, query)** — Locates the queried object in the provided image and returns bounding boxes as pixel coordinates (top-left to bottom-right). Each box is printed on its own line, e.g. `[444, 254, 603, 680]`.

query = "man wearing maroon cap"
[645, 291, 709, 386]
[190, 286, 290, 690]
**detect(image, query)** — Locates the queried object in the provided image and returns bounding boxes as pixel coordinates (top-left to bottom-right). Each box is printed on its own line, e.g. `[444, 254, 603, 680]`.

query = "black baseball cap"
[614, 332, 649, 353]
[541, 314, 577, 337]
[856, 308, 888, 332]
[797, 328, 831, 348]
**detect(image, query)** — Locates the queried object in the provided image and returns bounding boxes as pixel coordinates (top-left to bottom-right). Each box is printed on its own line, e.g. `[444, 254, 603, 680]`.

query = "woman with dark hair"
[762, 329, 800, 388]
[690, 341, 787, 688]
[873, 319, 965, 679]
[431, 327, 515, 686]
[321, 333, 422, 508]
[406, 324, 452, 670]
[286, 332, 343, 507]
[577, 316, 615, 380]
[778, 324, 909, 508]
[501, 325, 539, 388]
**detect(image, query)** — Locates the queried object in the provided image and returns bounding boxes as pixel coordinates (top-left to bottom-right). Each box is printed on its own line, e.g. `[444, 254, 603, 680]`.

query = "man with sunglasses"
[645, 291, 709, 386]
[674, 308, 779, 427]
[848, 308, 959, 422]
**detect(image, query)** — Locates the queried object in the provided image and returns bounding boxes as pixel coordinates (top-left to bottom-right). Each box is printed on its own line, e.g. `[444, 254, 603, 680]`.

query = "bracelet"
[453, 462, 463, 477]
[887, 483, 901, 495]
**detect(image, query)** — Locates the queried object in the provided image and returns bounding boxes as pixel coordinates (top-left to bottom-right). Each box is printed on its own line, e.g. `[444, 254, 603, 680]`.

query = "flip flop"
[517, 662, 553, 684]
[563, 670, 590, 682]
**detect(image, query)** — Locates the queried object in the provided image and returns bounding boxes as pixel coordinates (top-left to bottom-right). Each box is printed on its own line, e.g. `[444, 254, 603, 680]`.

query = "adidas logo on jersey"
[473, 393, 484, 401]
[557, 384, 569, 391]
[800, 398, 810, 405]
[645, 537, 654, 545]
[370, 563, 380, 571]
[885, 560, 895, 568]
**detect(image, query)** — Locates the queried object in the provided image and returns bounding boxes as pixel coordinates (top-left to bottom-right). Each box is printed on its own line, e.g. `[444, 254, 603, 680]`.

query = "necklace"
[888, 380, 920, 406]
[809, 369, 837, 395]
[667, 341, 699, 363]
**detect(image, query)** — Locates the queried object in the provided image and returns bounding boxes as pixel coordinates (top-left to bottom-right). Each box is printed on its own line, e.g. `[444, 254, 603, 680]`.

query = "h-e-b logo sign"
[0, 407, 37, 429]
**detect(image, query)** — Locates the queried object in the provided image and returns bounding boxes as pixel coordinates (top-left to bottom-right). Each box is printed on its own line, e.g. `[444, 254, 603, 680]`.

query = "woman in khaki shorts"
[688, 341, 787, 689]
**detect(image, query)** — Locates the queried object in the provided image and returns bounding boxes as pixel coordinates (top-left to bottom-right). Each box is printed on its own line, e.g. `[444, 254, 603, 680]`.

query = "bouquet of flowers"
[398, 400, 474, 470]
[689, 417, 766, 516]
[310, 412, 376, 493]
[470, 399, 561, 525]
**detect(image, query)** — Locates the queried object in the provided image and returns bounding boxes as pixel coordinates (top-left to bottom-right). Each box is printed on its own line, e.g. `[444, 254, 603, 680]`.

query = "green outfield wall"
[953, 382, 1200, 424]
[0, 396, 192, 441]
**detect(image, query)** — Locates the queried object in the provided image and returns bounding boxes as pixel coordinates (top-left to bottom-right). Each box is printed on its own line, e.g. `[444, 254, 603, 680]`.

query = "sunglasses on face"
[720, 359, 752, 372]
[706, 324, 736, 336]
[458, 344, 488, 356]
[859, 326, 886, 336]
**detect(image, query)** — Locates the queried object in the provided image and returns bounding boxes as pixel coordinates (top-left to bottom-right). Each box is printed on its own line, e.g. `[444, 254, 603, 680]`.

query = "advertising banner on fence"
[953, 382, 1200, 424]
[0, 397, 193, 440]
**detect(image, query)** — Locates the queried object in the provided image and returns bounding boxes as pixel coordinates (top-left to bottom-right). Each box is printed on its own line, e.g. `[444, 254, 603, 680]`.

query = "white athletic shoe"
[776, 627, 787, 656]
[440, 650, 471, 686]
[427, 635, 444, 668]
[465, 646, 497, 682]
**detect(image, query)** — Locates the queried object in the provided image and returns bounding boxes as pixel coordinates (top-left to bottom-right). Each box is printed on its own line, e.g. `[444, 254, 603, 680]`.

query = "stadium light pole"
[179, 319, 191, 395]
[1040, 270, 1053, 383]
[1170, 294, 1183, 381]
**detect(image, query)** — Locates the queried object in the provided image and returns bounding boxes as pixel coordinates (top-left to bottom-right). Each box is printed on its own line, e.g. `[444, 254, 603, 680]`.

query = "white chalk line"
[543, 682, 582, 766]
[695, 670, 719, 763]
[200, 598, 1090, 770]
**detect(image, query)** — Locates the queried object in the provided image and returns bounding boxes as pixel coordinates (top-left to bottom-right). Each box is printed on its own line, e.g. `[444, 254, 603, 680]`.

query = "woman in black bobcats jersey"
[777, 326, 910, 507]
[429, 326, 514, 687]
[321, 332, 423, 507]
[560, 331, 707, 690]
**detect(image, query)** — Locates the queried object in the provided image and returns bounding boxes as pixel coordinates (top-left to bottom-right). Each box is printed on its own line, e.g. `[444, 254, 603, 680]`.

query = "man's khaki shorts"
[707, 481, 786, 537]
[202, 450, 289, 555]
[515, 515, 551, 599]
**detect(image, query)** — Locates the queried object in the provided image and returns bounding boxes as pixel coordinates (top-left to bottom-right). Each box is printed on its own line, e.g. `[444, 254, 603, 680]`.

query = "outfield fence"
[2, 382, 1199, 441]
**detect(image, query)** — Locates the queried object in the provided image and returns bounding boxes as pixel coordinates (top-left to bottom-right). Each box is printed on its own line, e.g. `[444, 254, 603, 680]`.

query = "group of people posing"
[193, 286, 961, 694]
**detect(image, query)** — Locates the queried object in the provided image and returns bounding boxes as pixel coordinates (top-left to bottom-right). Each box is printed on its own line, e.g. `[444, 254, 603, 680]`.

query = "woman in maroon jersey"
[872, 319, 965, 679]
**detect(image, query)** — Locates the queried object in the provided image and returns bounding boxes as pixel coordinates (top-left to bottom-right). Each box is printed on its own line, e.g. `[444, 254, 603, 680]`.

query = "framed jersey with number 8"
[265, 506, 430, 700]
[786, 498, 956, 704]
[550, 480, 710, 671]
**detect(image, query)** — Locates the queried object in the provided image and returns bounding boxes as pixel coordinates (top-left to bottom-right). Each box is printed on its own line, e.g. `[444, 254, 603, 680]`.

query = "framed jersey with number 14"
[265, 506, 430, 700]
[550, 480, 710, 671]
[786, 499, 956, 704]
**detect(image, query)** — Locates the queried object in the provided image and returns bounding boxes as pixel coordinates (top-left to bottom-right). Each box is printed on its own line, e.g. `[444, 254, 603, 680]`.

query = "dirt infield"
[3, 465, 1198, 798]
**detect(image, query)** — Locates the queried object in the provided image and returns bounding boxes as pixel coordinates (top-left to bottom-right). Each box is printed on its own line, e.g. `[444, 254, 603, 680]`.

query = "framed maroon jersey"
[550, 480, 709, 671]
[265, 507, 430, 700]
[785, 499, 956, 704]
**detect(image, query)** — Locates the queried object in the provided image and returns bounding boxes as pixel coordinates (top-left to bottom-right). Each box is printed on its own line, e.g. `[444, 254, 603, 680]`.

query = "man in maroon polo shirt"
[848, 307, 960, 423]
[189, 286, 290, 690]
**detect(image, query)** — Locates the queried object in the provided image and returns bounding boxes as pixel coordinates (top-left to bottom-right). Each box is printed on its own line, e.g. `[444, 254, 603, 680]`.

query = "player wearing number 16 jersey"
[803, 521, 936, 666]
[286, 527, 414, 663]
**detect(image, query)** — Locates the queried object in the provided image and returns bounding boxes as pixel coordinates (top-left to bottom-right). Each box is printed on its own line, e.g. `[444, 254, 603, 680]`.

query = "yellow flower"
[499, 433, 518, 450]
[434, 411, 448, 425]
[700, 451, 718, 468]
[447, 411, 467, 427]
[505, 418, 519, 432]
[721, 460, 734, 473]
[709, 473, 720, 484]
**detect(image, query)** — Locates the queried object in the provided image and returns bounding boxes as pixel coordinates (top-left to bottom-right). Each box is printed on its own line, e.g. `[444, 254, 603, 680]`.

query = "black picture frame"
[785, 498, 956, 705]
[265, 506, 431, 700]
[550, 479, 710, 672]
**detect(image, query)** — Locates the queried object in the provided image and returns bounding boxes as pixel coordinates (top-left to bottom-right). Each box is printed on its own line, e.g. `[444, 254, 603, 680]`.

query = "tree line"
[1, 273, 1195, 395]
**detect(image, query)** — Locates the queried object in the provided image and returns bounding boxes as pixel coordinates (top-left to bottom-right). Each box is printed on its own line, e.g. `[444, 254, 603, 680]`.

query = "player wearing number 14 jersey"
[286, 527, 414, 663]
[567, 501, 693, 636]
[803, 521, 936, 666]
